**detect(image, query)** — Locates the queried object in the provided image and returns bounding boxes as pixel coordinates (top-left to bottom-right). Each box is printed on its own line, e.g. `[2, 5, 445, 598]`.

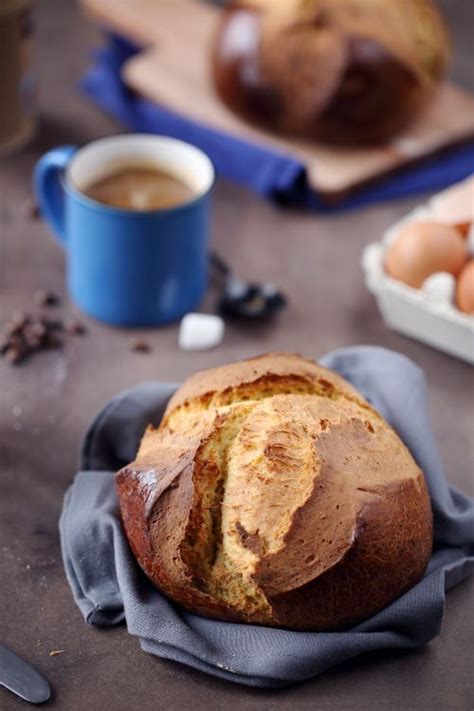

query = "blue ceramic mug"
[34, 134, 215, 325]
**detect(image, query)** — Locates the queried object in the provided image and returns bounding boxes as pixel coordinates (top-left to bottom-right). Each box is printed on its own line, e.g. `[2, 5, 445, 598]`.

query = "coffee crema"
[83, 166, 196, 211]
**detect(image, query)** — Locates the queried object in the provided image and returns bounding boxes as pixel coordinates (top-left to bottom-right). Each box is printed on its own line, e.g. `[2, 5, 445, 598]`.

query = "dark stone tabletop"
[0, 1, 473, 709]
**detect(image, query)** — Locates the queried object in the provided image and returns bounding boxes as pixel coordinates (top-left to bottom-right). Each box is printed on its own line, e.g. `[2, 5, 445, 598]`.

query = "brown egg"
[385, 221, 467, 288]
[456, 260, 474, 314]
[430, 176, 474, 236]
[456, 222, 472, 238]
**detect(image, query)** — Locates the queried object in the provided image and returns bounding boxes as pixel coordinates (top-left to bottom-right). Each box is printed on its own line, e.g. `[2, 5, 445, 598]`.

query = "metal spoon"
[209, 251, 287, 320]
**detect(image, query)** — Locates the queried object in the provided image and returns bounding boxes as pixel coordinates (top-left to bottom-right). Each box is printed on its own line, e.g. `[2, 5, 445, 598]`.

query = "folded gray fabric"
[59, 346, 474, 688]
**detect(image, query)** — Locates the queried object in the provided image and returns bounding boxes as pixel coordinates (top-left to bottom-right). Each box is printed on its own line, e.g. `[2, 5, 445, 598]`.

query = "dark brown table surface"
[1, 1, 473, 709]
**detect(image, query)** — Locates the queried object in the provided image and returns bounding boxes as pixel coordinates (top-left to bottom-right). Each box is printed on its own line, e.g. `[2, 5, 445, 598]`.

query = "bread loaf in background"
[117, 353, 433, 631]
[212, 0, 451, 145]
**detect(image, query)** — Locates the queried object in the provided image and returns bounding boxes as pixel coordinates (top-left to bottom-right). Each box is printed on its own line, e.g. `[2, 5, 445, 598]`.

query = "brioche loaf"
[211, 0, 451, 144]
[117, 353, 432, 631]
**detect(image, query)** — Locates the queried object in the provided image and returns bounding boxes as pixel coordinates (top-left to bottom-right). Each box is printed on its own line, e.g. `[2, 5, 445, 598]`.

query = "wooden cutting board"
[81, 0, 474, 199]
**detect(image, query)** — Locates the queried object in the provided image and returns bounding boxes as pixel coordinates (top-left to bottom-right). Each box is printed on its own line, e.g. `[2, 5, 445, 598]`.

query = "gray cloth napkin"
[59, 346, 474, 688]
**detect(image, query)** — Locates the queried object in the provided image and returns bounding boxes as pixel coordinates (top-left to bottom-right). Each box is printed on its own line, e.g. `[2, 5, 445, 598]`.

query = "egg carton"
[361, 204, 474, 365]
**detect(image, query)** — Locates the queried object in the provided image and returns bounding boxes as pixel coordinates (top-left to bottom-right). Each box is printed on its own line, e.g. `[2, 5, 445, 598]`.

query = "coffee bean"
[29, 322, 46, 338]
[24, 198, 41, 220]
[40, 317, 64, 331]
[63, 318, 86, 335]
[34, 290, 60, 308]
[4, 333, 24, 351]
[43, 332, 63, 349]
[23, 322, 47, 349]
[4, 346, 25, 365]
[131, 339, 152, 353]
[0, 335, 10, 354]
[4, 311, 28, 336]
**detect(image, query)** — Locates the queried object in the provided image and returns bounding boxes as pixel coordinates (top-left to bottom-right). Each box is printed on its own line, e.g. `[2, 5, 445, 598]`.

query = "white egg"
[421, 272, 456, 305]
[178, 313, 225, 351]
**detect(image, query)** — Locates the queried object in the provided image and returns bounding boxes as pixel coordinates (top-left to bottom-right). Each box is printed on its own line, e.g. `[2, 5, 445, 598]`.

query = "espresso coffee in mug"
[83, 165, 196, 211]
[34, 135, 215, 326]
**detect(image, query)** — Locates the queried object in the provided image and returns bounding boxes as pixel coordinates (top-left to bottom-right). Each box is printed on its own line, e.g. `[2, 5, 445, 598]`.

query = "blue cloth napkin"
[59, 346, 474, 688]
[81, 34, 474, 211]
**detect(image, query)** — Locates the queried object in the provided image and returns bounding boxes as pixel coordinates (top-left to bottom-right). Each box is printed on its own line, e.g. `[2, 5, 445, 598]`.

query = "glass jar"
[0, 0, 37, 156]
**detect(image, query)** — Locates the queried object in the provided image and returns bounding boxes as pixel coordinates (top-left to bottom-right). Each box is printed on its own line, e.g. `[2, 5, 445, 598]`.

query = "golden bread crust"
[211, 0, 451, 144]
[117, 353, 433, 630]
[162, 352, 367, 419]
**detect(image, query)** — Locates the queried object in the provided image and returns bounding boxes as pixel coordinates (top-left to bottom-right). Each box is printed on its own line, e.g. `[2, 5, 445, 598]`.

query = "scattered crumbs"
[25, 564, 31, 570]
[49, 650, 65, 657]
[37, 640, 42, 647]
[130, 338, 152, 354]
[12, 405, 22, 417]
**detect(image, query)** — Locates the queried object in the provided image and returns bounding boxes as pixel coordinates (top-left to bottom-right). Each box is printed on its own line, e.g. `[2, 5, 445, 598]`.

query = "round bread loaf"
[212, 0, 450, 144]
[117, 353, 432, 630]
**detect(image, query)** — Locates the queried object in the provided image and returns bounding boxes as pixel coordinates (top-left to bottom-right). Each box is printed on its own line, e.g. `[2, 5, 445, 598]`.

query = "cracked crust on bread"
[116, 353, 432, 630]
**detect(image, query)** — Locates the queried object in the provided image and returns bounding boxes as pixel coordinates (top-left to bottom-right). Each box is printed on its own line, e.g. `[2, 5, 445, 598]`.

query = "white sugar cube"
[178, 313, 225, 351]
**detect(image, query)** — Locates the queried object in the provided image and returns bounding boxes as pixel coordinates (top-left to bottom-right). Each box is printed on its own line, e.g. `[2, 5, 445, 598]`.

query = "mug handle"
[34, 145, 77, 245]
